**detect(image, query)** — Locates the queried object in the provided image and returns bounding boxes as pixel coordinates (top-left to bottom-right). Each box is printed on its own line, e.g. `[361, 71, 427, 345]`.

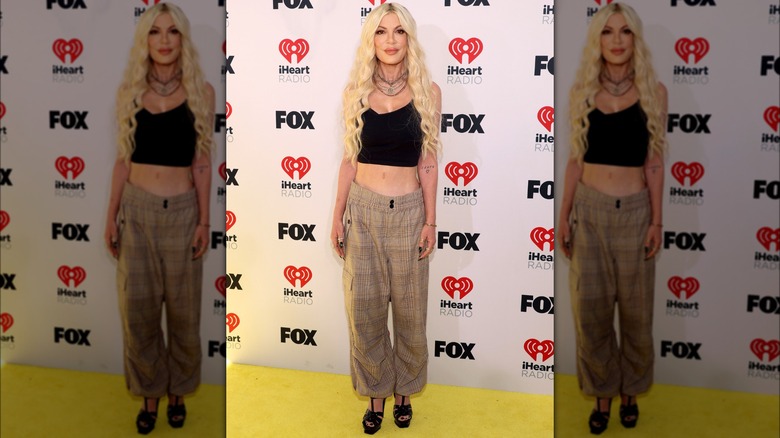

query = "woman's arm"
[331, 158, 357, 259]
[557, 157, 583, 259]
[105, 158, 130, 258]
[643, 82, 668, 259]
[190, 82, 215, 260]
[417, 82, 442, 260]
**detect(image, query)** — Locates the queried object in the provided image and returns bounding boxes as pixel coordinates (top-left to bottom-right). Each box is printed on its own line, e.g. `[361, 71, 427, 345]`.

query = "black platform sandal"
[620, 395, 639, 428]
[588, 397, 611, 435]
[167, 395, 187, 428]
[393, 395, 413, 428]
[136, 397, 159, 435]
[362, 397, 385, 435]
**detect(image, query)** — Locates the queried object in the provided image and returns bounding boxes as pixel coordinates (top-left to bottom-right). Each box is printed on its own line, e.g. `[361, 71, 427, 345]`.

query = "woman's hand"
[558, 219, 572, 259]
[644, 224, 662, 260]
[191, 224, 209, 260]
[105, 218, 119, 258]
[331, 218, 345, 259]
[418, 224, 436, 260]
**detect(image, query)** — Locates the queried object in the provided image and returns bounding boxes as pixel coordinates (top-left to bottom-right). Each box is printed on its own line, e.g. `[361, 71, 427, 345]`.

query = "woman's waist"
[355, 163, 419, 196]
[128, 163, 194, 197]
[581, 163, 646, 197]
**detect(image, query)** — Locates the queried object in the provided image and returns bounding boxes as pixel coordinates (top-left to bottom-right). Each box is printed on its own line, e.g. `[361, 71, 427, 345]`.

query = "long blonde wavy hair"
[115, 2, 213, 163]
[342, 2, 440, 164]
[568, 2, 666, 164]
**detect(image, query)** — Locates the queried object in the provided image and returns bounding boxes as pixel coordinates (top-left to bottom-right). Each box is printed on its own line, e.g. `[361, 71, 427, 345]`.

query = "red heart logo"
[55, 156, 85, 180]
[448, 38, 483, 64]
[756, 227, 780, 252]
[52, 38, 84, 63]
[537, 106, 554, 132]
[226, 211, 237, 232]
[226, 102, 232, 119]
[215, 276, 227, 297]
[674, 37, 709, 64]
[667, 276, 700, 300]
[530, 227, 554, 251]
[0, 211, 9, 232]
[218, 162, 227, 182]
[670, 162, 704, 186]
[764, 106, 779, 132]
[281, 156, 311, 180]
[284, 266, 313, 288]
[279, 39, 310, 64]
[444, 162, 478, 186]
[1, 313, 14, 333]
[440, 276, 474, 300]
[750, 339, 780, 362]
[57, 266, 87, 288]
[524, 338, 554, 362]
[226, 313, 240, 333]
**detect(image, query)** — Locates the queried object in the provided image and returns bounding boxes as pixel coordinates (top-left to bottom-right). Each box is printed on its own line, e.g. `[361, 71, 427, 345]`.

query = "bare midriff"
[581, 162, 645, 196]
[355, 163, 419, 196]
[128, 163, 193, 196]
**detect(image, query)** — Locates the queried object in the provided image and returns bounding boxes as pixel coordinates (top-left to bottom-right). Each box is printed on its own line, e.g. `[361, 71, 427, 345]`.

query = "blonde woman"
[330, 2, 440, 434]
[104, 3, 214, 434]
[557, 2, 666, 435]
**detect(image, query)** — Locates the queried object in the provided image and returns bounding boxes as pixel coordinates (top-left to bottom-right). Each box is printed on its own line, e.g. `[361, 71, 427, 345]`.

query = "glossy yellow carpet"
[555, 374, 779, 437]
[227, 363, 554, 437]
[0, 363, 225, 437]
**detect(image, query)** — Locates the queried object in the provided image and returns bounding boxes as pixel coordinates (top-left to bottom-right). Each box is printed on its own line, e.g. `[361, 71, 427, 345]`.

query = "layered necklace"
[374, 69, 408, 96]
[599, 68, 635, 97]
[147, 69, 183, 97]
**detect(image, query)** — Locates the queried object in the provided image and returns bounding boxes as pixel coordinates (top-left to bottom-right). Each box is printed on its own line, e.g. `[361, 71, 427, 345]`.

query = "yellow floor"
[0, 363, 225, 437]
[227, 363, 553, 437]
[555, 374, 779, 437]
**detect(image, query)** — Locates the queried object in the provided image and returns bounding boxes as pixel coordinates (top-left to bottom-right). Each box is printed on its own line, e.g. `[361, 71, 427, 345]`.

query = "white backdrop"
[554, 0, 779, 395]
[225, 0, 555, 395]
[0, 1, 227, 386]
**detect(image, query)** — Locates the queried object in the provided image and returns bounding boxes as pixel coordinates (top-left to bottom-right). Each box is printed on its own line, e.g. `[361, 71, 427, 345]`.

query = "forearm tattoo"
[422, 165, 435, 174]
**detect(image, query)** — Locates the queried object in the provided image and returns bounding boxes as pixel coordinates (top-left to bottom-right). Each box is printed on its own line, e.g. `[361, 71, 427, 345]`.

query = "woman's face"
[147, 13, 182, 66]
[374, 13, 408, 67]
[600, 12, 634, 66]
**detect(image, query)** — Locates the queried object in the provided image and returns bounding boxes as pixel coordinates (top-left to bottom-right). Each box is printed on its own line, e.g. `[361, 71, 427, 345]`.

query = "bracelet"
[424, 223, 437, 228]
[198, 223, 210, 228]
[651, 223, 663, 227]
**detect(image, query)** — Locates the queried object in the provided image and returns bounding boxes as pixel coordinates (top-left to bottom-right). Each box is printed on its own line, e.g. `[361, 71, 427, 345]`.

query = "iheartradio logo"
[756, 227, 780, 251]
[449, 38, 483, 64]
[0, 211, 9, 232]
[750, 339, 780, 362]
[279, 39, 309, 64]
[0, 313, 13, 333]
[367, 0, 388, 5]
[215, 275, 227, 297]
[765, 106, 779, 132]
[594, 0, 615, 5]
[226, 313, 240, 333]
[284, 265, 313, 288]
[226, 102, 232, 119]
[219, 162, 227, 181]
[226, 211, 237, 232]
[667, 276, 700, 300]
[52, 38, 84, 63]
[441, 276, 474, 300]
[0, 102, 5, 120]
[142, 0, 162, 5]
[530, 227, 554, 251]
[281, 156, 311, 179]
[675, 38, 709, 64]
[57, 265, 86, 288]
[671, 162, 704, 186]
[524, 338, 554, 362]
[444, 162, 478, 186]
[55, 156, 85, 180]
[537, 106, 554, 132]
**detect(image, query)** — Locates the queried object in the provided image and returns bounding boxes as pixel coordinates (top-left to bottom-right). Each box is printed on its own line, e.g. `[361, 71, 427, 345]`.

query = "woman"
[557, 2, 666, 435]
[330, 2, 440, 434]
[104, 3, 214, 434]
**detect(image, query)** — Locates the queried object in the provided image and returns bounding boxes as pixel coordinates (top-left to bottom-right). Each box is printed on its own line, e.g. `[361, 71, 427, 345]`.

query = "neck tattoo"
[147, 69, 183, 97]
[374, 69, 408, 96]
[599, 69, 635, 97]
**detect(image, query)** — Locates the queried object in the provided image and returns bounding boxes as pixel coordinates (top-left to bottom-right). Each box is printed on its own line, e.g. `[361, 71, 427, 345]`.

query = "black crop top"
[131, 101, 197, 167]
[358, 101, 423, 167]
[584, 101, 649, 167]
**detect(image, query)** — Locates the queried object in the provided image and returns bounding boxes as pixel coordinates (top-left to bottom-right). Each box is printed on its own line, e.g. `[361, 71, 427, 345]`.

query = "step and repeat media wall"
[554, 0, 779, 395]
[225, 1, 555, 394]
[0, 1, 227, 385]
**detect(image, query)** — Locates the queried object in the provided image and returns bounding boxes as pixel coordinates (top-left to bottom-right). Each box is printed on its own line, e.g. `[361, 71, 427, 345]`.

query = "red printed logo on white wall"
[226, 211, 237, 232]
[444, 162, 478, 186]
[537, 106, 554, 132]
[1, 313, 13, 333]
[671, 162, 704, 186]
[764, 106, 779, 132]
[57, 265, 86, 288]
[55, 156, 85, 180]
[281, 156, 311, 180]
[667, 276, 700, 300]
[226, 313, 240, 333]
[283, 266, 313, 288]
[279, 39, 310, 64]
[441, 276, 474, 300]
[52, 39, 84, 63]
[530, 227, 554, 251]
[750, 339, 780, 362]
[524, 338, 554, 361]
[449, 38, 483, 64]
[675, 38, 709, 64]
[756, 227, 780, 251]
